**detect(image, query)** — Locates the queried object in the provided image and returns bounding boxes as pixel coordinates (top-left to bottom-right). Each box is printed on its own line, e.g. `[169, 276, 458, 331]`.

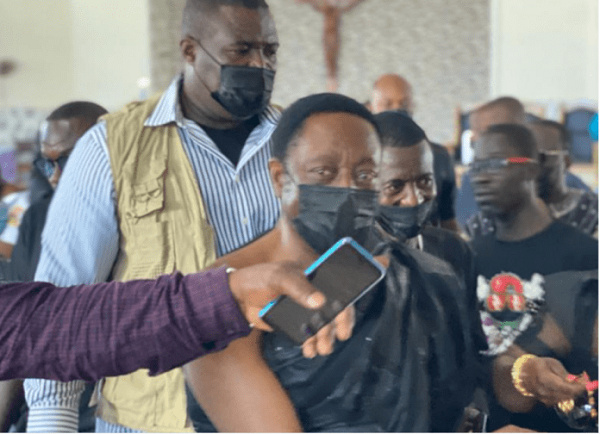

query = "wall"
[0, 0, 74, 109]
[148, 0, 490, 144]
[70, 0, 151, 109]
[491, 0, 598, 103]
[0, 0, 151, 111]
[2, 1, 597, 140]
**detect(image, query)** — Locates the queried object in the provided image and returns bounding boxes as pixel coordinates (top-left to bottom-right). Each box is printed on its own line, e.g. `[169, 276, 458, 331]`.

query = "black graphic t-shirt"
[471, 222, 598, 432]
[471, 220, 597, 280]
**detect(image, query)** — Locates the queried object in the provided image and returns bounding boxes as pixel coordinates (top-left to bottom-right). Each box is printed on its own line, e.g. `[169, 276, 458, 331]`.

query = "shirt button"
[235, 175, 240, 183]
[242, 217, 249, 225]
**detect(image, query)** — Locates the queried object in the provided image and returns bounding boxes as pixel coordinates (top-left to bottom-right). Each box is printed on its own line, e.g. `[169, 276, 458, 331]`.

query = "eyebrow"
[355, 157, 376, 166]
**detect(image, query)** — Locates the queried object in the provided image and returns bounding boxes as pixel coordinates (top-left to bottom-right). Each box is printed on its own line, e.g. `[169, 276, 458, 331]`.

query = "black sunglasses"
[469, 157, 535, 175]
[34, 155, 69, 178]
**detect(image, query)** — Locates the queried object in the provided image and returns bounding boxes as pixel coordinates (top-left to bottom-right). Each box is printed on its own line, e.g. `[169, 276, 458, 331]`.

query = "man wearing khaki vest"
[24, 0, 284, 432]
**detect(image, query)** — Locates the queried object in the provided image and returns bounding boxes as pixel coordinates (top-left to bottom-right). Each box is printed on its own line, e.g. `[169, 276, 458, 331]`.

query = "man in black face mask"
[185, 93, 480, 432]
[374, 111, 480, 294]
[24, 1, 300, 432]
[370, 73, 461, 234]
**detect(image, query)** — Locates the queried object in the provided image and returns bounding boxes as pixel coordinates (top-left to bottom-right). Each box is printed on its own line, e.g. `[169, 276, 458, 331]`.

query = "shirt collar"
[144, 75, 281, 128]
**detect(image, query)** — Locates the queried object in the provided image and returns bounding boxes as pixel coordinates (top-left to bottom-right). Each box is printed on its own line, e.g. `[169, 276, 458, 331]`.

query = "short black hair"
[530, 119, 571, 152]
[47, 101, 107, 124]
[182, 0, 269, 36]
[374, 110, 427, 148]
[483, 123, 538, 159]
[270, 93, 379, 162]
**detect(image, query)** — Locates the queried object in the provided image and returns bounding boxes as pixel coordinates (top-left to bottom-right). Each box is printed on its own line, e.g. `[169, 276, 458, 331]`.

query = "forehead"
[470, 107, 515, 135]
[42, 118, 87, 151]
[374, 81, 410, 100]
[291, 112, 380, 160]
[201, 6, 277, 45]
[475, 133, 516, 159]
[380, 141, 433, 177]
[43, 119, 75, 142]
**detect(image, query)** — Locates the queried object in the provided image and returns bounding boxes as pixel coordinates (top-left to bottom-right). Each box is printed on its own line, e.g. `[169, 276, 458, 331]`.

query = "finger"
[302, 336, 317, 358]
[537, 376, 586, 406]
[240, 304, 273, 331]
[314, 324, 335, 356]
[333, 306, 355, 341]
[545, 358, 570, 378]
[271, 264, 326, 310]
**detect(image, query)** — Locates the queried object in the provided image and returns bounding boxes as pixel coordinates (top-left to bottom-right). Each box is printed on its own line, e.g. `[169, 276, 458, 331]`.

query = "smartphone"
[259, 237, 386, 345]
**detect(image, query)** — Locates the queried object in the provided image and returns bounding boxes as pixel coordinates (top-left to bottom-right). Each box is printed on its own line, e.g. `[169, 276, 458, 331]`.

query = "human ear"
[180, 37, 196, 64]
[269, 158, 285, 198]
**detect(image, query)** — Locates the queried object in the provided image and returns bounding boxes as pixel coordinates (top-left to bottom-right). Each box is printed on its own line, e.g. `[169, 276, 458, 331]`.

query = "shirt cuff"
[182, 267, 252, 349]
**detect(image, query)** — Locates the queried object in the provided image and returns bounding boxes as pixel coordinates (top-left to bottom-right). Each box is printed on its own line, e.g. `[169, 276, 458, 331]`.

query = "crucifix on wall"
[296, 0, 365, 92]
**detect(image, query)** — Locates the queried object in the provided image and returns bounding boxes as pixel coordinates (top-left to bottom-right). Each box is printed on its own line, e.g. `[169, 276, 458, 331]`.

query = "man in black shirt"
[185, 94, 479, 432]
[469, 123, 597, 278]
[469, 123, 597, 431]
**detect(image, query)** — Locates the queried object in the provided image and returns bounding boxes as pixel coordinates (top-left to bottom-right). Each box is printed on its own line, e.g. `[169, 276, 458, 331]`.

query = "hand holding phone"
[259, 237, 386, 345]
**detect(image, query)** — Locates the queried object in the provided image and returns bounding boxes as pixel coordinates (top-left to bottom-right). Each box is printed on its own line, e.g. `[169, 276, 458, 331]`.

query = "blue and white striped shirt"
[24, 77, 281, 433]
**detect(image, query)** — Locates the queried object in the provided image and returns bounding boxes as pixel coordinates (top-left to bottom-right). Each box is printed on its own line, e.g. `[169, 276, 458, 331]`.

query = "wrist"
[511, 354, 537, 397]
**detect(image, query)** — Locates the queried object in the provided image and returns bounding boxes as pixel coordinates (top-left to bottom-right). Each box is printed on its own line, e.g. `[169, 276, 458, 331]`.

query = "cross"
[296, 0, 365, 92]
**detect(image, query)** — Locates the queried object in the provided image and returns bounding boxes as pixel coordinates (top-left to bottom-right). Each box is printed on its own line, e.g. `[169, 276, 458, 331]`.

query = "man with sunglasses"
[0, 101, 107, 433]
[468, 123, 597, 431]
[0, 102, 107, 283]
[467, 120, 598, 238]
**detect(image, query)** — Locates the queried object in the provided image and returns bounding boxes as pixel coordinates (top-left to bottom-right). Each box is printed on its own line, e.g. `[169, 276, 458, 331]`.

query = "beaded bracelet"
[511, 354, 537, 397]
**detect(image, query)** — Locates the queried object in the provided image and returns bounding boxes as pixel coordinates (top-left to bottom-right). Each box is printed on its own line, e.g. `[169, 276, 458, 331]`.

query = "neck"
[494, 196, 553, 242]
[180, 80, 241, 130]
[274, 219, 321, 267]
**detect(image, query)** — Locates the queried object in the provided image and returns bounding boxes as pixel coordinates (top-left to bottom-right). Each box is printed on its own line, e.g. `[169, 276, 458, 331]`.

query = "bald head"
[182, 0, 269, 38]
[370, 74, 414, 115]
[469, 96, 526, 141]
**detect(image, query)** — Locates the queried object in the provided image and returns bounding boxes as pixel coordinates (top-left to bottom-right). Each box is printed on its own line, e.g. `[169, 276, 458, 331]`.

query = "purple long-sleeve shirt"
[0, 267, 251, 382]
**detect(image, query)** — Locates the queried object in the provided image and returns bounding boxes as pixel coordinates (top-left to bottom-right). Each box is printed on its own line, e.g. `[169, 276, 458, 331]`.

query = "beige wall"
[491, 0, 599, 102]
[70, 0, 151, 108]
[1, 0, 597, 140]
[148, 0, 490, 144]
[0, 0, 74, 108]
[0, 0, 150, 111]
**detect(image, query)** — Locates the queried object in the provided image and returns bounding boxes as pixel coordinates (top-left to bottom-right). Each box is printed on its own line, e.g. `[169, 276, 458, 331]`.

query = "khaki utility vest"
[97, 95, 216, 432]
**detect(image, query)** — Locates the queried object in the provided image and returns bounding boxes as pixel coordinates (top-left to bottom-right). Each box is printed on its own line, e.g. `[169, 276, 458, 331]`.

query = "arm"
[492, 345, 586, 413]
[0, 193, 30, 259]
[184, 330, 302, 432]
[339, 0, 364, 13]
[24, 122, 119, 433]
[0, 270, 250, 382]
[0, 379, 23, 432]
[1, 262, 328, 382]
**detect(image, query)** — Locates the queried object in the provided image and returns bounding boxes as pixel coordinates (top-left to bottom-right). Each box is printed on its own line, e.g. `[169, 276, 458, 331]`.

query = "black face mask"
[194, 39, 275, 119]
[376, 201, 434, 243]
[292, 184, 378, 254]
[211, 65, 274, 118]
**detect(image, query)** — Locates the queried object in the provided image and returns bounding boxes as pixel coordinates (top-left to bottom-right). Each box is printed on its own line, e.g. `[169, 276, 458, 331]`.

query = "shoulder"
[262, 105, 282, 125]
[548, 221, 598, 256]
[422, 226, 470, 254]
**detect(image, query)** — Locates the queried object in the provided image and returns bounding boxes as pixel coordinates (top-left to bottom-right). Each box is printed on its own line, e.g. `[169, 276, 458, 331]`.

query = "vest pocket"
[127, 174, 165, 219]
